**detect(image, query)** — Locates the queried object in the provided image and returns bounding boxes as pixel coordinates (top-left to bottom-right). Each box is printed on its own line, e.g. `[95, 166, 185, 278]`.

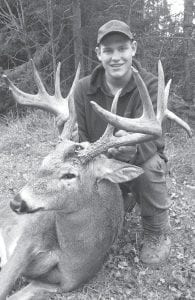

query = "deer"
[0, 60, 192, 300]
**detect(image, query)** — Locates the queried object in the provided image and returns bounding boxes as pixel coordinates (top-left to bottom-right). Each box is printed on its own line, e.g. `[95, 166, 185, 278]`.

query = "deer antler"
[90, 61, 192, 137]
[60, 64, 80, 140]
[79, 61, 192, 163]
[3, 60, 80, 140]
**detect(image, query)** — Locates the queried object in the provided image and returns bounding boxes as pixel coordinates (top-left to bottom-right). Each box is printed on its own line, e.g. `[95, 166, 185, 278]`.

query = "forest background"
[0, 0, 194, 114]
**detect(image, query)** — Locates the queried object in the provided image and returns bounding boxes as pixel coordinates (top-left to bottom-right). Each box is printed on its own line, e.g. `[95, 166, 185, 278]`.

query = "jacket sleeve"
[74, 80, 90, 142]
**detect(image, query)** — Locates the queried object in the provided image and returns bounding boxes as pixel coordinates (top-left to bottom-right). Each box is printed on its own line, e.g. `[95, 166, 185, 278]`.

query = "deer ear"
[96, 158, 143, 183]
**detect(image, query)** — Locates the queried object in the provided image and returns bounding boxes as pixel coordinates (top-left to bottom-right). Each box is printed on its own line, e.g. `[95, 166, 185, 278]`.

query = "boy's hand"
[107, 130, 137, 163]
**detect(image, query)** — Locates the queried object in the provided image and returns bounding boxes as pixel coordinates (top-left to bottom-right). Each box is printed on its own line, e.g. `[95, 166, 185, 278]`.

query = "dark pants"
[120, 153, 170, 233]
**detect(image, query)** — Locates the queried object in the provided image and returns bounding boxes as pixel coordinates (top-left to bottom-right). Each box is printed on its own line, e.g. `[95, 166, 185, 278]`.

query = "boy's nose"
[112, 51, 120, 60]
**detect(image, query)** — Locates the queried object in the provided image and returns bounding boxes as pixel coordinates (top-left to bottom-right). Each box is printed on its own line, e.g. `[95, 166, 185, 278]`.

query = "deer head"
[3, 60, 192, 215]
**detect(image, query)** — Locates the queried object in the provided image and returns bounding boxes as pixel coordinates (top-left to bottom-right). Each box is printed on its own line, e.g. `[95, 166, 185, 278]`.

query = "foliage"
[0, 0, 194, 112]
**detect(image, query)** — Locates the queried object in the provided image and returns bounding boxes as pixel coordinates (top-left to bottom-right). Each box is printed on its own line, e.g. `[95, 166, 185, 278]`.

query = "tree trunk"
[72, 0, 84, 75]
[47, 0, 56, 82]
[183, 0, 195, 104]
[127, 0, 145, 60]
[127, 0, 144, 30]
[3, 42, 52, 81]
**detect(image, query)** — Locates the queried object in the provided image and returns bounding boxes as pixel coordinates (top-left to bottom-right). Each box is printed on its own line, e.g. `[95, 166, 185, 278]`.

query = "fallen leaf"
[134, 256, 139, 263]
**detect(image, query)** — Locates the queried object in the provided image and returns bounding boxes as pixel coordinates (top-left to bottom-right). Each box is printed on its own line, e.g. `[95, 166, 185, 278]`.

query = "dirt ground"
[0, 110, 194, 300]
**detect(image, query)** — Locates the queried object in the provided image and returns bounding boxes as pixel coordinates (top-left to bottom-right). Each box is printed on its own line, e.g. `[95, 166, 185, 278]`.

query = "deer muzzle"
[10, 194, 43, 214]
[10, 194, 29, 214]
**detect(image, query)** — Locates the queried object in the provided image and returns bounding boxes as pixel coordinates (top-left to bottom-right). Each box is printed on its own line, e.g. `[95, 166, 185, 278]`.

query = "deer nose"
[10, 194, 28, 214]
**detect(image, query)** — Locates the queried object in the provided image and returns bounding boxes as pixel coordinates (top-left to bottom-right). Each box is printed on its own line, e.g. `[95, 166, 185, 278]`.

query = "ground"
[0, 109, 194, 300]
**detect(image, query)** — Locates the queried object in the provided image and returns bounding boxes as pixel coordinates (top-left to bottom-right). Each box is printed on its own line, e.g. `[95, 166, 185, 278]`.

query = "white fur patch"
[7, 235, 19, 260]
[20, 189, 31, 201]
[0, 228, 8, 267]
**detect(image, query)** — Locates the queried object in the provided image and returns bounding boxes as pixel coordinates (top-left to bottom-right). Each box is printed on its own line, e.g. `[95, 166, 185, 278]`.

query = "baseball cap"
[97, 20, 133, 44]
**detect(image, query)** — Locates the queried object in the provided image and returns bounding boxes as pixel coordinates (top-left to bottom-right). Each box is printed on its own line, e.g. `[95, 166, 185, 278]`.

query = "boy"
[59, 20, 171, 264]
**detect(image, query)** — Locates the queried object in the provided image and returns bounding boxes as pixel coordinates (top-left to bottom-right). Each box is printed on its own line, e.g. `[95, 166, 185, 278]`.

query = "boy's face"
[96, 33, 137, 81]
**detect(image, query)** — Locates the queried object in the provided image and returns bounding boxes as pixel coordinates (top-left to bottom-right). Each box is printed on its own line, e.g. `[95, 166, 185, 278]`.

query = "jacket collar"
[87, 59, 143, 96]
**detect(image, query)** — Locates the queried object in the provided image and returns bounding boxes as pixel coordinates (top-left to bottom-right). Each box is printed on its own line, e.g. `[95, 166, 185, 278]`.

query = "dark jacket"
[74, 59, 167, 165]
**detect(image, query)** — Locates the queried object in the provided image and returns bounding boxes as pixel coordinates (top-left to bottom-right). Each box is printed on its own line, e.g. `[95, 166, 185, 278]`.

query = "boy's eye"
[103, 49, 112, 53]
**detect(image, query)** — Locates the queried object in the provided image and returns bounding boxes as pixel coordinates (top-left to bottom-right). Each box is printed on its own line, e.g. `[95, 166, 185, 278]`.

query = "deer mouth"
[25, 207, 44, 214]
[10, 199, 44, 215]
[13, 207, 44, 215]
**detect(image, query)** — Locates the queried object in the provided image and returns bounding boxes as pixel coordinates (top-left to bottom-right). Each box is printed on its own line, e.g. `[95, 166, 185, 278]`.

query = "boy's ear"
[131, 41, 137, 57]
[95, 158, 143, 183]
[95, 46, 101, 61]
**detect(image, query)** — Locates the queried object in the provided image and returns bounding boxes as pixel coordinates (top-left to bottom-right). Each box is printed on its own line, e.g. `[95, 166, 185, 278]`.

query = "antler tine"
[132, 66, 156, 120]
[156, 60, 165, 123]
[157, 61, 192, 137]
[31, 59, 47, 95]
[163, 79, 171, 120]
[67, 62, 81, 99]
[60, 96, 77, 141]
[99, 88, 122, 139]
[60, 64, 81, 141]
[166, 110, 192, 136]
[54, 62, 62, 99]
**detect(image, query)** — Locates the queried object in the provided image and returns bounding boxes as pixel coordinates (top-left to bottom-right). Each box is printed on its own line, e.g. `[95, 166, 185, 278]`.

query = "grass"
[0, 110, 194, 300]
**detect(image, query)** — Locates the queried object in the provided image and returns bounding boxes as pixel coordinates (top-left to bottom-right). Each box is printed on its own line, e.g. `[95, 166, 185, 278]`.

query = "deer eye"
[75, 144, 84, 152]
[60, 173, 76, 180]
